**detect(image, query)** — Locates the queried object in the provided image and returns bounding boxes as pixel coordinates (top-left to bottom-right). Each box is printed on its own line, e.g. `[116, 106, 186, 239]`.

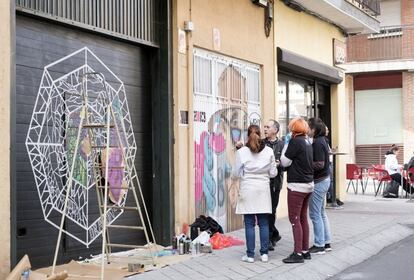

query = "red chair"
[372, 165, 392, 197]
[346, 164, 364, 194]
[366, 167, 378, 193]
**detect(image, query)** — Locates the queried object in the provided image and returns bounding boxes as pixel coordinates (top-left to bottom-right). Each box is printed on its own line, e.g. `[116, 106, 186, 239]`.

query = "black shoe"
[326, 198, 333, 204]
[302, 251, 311, 260]
[282, 252, 304, 264]
[268, 242, 275, 251]
[271, 235, 282, 246]
[324, 243, 332, 252]
[336, 199, 344, 206]
[309, 245, 326, 255]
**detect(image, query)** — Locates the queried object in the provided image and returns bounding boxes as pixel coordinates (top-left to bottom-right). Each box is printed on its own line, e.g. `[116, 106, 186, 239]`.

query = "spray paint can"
[178, 238, 184, 255]
[195, 241, 201, 254]
[185, 237, 192, 254]
[172, 236, 178, 250]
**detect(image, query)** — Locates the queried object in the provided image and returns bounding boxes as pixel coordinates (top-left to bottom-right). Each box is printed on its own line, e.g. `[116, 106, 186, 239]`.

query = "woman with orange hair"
[280, 117, 314, 264]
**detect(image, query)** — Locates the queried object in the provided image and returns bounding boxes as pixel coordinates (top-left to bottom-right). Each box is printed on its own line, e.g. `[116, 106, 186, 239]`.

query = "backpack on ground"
[190, 215, 223, 240]
[383, 180, 399, 198]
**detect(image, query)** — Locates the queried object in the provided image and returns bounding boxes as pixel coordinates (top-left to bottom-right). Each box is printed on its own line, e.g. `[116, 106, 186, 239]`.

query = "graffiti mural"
[193, 49, 261, 232]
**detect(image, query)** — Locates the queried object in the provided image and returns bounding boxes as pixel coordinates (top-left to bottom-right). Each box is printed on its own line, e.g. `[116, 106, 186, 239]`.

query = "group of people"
[232, 117, 332, 263]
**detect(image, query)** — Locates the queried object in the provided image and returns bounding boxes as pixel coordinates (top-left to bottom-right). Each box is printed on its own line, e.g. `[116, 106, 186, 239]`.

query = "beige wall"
[331, 80, 350, 201]
[0, 0, 12, 277]
[172, 0, 275, 229]
[274, 1, 344, 65]
[274, 1, 349, 205]
[346, 75, 356, 163]
[402, 72, 414, 161]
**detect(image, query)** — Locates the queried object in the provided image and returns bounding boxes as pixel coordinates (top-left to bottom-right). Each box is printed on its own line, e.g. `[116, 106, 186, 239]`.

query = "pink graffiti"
[195, 132, 207, 204]
[209, 133, 226, 153]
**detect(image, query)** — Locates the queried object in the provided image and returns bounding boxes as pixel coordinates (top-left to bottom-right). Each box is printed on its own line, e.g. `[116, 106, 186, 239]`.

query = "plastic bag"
[191, 231, 211, 245]
[209, 233, 244, 250]
[227, 236, 245, 246]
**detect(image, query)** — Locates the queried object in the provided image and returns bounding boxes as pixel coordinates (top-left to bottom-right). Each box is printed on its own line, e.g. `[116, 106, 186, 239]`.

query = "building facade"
[172, 0, 380, 229]
[172, 0, 276, 233]
[0, 0, 381, 277]
[1, 0, 172, 276]
[0, 1, 13, 277]
[274, 0, 380, 215]
[345, 0, 414, 165]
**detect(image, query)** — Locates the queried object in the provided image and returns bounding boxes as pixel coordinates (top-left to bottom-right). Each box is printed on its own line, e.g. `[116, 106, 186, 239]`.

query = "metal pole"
[101, 105, 112, 279]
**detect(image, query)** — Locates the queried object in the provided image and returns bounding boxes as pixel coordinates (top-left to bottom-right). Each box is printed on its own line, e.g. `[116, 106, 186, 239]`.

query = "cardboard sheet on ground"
[35, 245, 194, 279]
[35, 261, 136, 280]
[84, 246, 194, 273]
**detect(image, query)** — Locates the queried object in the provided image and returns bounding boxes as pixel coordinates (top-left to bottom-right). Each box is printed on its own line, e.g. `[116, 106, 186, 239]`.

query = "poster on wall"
[193, 49, 261, 232]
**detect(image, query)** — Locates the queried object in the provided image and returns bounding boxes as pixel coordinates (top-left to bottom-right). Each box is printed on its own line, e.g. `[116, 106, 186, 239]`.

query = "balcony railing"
[346, 26, 414, 62]
[346, 0, 381, 17]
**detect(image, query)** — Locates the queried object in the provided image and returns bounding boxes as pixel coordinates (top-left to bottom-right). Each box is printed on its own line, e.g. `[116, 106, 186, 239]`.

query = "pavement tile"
[129, 192, 414, 280]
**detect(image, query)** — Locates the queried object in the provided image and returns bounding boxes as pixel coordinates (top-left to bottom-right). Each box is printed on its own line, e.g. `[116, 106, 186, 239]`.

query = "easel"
[51, 72, 157, 279]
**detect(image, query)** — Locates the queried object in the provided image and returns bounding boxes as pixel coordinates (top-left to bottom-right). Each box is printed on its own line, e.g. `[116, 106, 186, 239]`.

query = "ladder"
[52, 72, 157, 279]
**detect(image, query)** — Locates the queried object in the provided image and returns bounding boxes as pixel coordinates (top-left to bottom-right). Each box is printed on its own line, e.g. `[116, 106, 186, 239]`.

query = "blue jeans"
[309, 177, 332, 247]
[326, 163, 334, 201]
[244, 214, 269, 258]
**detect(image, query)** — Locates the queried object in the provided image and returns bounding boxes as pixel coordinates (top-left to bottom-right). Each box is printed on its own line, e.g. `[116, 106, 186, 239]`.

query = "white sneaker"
[241, 255, 254, 263]
[261, 254, 269, 262]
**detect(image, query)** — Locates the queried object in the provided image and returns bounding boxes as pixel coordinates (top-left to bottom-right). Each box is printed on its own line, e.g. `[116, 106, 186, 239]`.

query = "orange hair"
[288, 117, 309, 138]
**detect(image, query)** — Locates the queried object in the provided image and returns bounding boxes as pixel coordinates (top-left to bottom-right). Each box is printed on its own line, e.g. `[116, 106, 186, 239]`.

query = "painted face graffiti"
[194, 107, 250, 230]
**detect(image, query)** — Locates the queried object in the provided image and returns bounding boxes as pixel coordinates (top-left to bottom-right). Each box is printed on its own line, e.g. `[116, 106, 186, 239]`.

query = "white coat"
[232, 146, 277, 214]
[385, 154, 401, 175]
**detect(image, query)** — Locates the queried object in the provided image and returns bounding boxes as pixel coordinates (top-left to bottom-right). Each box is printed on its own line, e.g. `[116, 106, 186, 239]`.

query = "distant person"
[325, 126, 334, 204]
[407, 152, 414, 183]
[233, 125, 277, 263]
[385, 144, 397, 155]
[324, 126, 344, 206]
[263, 119, 284, 251]
[385, 146, 414, 194]
[407, 152, 414, 170]
[308, 120, 332, 254]
[280, 117, 314, 264]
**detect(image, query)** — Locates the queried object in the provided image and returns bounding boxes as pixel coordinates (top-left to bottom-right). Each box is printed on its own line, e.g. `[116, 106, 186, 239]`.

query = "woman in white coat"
[233, 125, 277, 263]
[385, 146, 413, 193]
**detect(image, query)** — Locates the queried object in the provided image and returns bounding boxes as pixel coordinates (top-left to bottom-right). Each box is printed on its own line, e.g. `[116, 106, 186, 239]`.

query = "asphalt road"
[331, 232, 414, 280]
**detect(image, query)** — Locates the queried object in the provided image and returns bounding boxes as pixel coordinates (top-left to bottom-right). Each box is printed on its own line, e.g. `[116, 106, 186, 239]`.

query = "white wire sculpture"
[25, 47, 137, 246]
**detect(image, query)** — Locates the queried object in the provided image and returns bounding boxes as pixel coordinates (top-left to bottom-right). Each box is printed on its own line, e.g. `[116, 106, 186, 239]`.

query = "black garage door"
[15, 15, 153, 268]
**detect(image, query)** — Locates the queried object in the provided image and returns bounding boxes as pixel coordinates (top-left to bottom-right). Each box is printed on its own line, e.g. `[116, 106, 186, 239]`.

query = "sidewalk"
[128, 185, 414, 280]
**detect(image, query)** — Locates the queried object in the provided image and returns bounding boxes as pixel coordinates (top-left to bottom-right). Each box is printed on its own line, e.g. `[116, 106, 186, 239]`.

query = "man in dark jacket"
[263, 119, 284, 250]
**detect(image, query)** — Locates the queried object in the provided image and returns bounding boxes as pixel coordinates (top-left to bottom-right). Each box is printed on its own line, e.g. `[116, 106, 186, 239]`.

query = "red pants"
[287, 189, 311, 253]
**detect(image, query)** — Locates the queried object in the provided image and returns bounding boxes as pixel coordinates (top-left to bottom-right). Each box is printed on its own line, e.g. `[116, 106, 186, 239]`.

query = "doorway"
[278, 73, 331, 137]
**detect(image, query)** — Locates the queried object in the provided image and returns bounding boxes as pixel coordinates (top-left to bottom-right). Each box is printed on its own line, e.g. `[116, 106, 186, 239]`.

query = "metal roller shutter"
[15, 15, 153, 268]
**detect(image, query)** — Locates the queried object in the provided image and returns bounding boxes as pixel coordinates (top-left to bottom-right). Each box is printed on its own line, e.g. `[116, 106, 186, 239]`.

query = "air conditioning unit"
[251, 0, 268, 8]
